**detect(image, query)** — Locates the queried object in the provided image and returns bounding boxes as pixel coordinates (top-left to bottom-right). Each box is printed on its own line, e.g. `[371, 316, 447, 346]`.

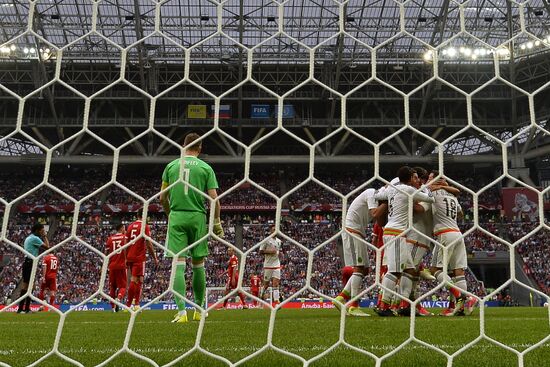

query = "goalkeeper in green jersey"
[160, 133, 224, 323]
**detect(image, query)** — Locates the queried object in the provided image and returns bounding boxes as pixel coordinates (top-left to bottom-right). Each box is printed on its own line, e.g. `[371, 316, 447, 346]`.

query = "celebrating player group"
[335, 166, 477, 317]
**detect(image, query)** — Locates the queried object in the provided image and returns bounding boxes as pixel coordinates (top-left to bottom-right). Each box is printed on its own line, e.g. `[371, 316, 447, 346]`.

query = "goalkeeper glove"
[213, 220, 224, 238]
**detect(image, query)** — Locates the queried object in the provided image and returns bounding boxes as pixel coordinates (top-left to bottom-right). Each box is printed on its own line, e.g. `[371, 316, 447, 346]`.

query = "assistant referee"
[17, 223, 49, 313]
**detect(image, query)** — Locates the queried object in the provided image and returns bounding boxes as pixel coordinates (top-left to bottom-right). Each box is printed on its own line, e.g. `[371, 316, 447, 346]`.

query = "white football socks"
[273, 287, 280, 302]
[381, 273, 399, 304]
[453, 275, 467, 293]
[399, 272, 414, 300]
[350, 273, 364, 301]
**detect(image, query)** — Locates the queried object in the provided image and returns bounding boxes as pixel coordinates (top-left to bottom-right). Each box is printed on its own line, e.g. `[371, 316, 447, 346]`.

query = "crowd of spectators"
[513, 224, 550, 294]
[461, 222, 510, 252]
[1, 167, 548, 306]
[0, 168, 507, 212]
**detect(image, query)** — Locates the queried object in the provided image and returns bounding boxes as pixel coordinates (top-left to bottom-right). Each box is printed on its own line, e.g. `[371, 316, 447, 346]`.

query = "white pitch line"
[0, 319, 269, 325]
[1, 343, 549, 356]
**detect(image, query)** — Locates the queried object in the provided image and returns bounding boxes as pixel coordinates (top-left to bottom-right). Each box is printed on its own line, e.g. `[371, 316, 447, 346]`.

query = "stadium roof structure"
[0, 0, 550, 166]
[0, 1, 548, 57]
[1, 0, 549, 59]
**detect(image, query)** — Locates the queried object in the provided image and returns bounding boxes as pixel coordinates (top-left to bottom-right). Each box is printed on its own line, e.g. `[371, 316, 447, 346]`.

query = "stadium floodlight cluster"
[519, 37, 550, 48]
[0, 44, 16, 53]
[0, 43, 54, 60]
[423, 46, 512, 61]
[423, 35, 550, 62]
[0, 0, 549, 366]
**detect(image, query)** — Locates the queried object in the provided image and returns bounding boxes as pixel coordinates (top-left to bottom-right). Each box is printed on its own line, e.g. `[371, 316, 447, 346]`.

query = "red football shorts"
[127, 262, 145, 277]
[251, 288, 259, 297]
[41, 277, 57, 292]
[109, 268, 127, 289]
[226, 278, 238, 290]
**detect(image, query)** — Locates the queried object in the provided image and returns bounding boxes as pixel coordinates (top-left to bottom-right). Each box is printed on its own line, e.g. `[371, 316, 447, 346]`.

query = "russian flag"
[211, 104, 231, 119]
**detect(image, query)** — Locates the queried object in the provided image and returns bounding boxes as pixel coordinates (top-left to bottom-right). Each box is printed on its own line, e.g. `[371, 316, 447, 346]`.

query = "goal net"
[0, 0, 549, 366]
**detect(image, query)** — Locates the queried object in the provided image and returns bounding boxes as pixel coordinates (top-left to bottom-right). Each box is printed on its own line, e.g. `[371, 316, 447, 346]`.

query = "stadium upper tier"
[1, 1, 550, 171]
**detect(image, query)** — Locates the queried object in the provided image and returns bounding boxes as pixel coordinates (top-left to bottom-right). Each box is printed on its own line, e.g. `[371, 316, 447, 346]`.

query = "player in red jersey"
[106, 224, 127, 312]
[125, 216, 158, 310]
[249, 273, 261, 307]
[222, 247, 247, 309]
[38, 252, 59, 311]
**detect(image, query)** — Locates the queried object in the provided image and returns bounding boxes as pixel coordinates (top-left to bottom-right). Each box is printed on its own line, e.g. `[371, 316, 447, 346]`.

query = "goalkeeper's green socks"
[192, 263, 207, 309]
[174, 262, 186, 312]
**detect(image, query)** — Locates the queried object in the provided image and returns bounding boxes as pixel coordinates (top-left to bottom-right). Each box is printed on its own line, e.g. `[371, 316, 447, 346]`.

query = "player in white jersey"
[382, 168, 461, 316]
[259, 226, 282, 304]
[374, 166, 435, 316]
[430, 179, 477, 316]
[405, 167, 436, 316]
[333, 188, 379, 317]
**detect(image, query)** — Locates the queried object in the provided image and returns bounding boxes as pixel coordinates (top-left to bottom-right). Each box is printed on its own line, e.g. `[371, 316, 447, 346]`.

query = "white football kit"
[430, 189, 467, 270]
[260, 237, 281, 281]
[342, 188, 378, 267]
[408, 187, 435, 267]
[375, 184, 435, 272]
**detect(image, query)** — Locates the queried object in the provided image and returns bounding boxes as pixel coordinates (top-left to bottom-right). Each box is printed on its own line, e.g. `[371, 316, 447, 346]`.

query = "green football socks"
[174, 262, 186, 312]
[192, 264, 206, 309]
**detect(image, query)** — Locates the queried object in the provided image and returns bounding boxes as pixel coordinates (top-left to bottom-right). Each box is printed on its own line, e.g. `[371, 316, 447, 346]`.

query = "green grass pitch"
[0, 308, 548, 366]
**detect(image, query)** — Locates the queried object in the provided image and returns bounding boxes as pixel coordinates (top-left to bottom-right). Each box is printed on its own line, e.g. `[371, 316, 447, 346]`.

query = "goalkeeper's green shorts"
[165, 211, 208, 260]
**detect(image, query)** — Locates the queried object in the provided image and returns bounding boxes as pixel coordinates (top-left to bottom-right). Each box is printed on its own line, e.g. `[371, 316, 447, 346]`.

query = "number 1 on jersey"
[183, 168, 190, 195]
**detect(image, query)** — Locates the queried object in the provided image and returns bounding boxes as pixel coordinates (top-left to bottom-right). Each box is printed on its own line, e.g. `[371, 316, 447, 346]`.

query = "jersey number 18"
[443, 198, 457, 219]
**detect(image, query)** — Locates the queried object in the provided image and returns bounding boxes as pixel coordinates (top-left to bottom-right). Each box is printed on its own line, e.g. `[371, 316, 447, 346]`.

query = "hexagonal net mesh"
[1, 0, 550, 366]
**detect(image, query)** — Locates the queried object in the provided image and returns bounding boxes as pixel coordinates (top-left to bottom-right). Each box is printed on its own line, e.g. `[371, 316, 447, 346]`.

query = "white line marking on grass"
[0, 320, 269, 326]
[2, 343, 549, 356]
[0, 322, 58, 325]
